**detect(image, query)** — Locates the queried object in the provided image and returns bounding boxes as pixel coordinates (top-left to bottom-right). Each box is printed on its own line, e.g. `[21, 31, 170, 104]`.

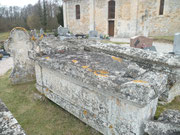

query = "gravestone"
[4, 27, 35, 84]
[89, 30, 98, 38]
[57, 25, 69, 36]
[130, 36, 153, 48]
[40, 28, 44, 36]
[173, 33, 180, 55]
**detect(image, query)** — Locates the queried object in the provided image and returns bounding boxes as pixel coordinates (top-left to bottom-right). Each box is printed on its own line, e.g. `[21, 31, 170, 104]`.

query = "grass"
[101, 40, 129, 45]
[155, 96, 180, 119]
[0, 70, 101, 135]
[150, 36, 174, 43]
[0, 32, 10, 42]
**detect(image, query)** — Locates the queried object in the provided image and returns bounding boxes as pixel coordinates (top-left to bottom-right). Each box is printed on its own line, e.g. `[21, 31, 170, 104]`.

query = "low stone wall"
[0, 99, 26, 135]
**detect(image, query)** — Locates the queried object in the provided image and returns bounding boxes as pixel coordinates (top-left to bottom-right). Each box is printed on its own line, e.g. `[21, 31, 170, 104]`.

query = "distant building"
[63, 0, 180, 37]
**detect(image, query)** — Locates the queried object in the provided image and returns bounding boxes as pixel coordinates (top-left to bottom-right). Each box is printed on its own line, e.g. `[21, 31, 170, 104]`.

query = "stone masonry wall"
[66, 0, 90, 34]
[137, 0, 180, 36]
[64, 0, 180, 37]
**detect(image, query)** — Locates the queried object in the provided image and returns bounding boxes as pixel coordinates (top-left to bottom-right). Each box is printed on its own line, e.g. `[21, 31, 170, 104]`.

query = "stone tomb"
[130, 36, 153, 49]
[32, 44, 167, 134]
[4, 27, 35, 84]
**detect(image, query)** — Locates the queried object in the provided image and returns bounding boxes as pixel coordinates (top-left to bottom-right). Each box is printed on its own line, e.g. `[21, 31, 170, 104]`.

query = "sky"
[0, 0, 40, 7]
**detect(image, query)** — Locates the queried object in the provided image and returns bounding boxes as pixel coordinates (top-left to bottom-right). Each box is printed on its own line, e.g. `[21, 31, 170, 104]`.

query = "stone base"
[0, 99, 26, 135]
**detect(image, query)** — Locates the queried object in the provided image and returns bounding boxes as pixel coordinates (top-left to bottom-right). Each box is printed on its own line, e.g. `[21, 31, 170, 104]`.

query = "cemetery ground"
[0, 70, 180, 134]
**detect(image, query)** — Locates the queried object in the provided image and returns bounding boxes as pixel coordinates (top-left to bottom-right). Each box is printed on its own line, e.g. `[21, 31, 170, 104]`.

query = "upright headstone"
[34, 29, 37, 38]
[89, 30, 98, 38]
[173, 33, 180, 55]
[4, 27, 35, 84]
[40, 28, 44, 36]
[130, 36, 153, 48]
[57, 25, 69, 36]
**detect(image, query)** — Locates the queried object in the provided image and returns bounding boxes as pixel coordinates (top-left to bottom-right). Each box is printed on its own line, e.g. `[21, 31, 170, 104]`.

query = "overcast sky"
[0, 0, 40, 7]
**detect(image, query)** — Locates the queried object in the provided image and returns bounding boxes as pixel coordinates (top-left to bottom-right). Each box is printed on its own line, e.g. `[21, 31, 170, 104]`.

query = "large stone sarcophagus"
[29, 37, 169, 135]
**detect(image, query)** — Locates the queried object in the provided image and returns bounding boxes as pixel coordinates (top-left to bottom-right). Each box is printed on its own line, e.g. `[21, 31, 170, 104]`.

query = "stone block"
[89, 30, 98, 37]
[85, 42, 180, 103]
[130, 36, 153, 48]
[4, 27, 35, 84]
[0, 99, 26, 135]
[58, 26, 69, 36]
[173, 33, 180, 55]
[144, 109, 180, 135]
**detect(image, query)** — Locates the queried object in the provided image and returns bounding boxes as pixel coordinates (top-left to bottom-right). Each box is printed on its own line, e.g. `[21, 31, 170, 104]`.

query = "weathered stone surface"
[144, 109, 180, 135]
[29, 37, 170, 135]
[89, 30, 98, 38]
[130, 36, 153, 48]
[34, 51, 167, 106]
[85, 42, 180, 102]
[0, 99, 26, 135]
[63, 0, 180, 37]
[40, 28, 44, 36]
[173, 33, 180, 55]
[58, 25, 69, 36]
[4, 27, 35, 84]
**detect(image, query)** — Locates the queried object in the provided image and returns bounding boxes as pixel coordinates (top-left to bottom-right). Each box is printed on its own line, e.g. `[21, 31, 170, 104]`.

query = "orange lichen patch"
[83, 110, 87, 115]
[116, 99, 121, 106]
[82, 66, 89, 69]
[94, 71, 108, 77]
[45, 57, 50, 60]
[31, 35, 36, 41]
[40, 35, 44, 40]
[11, 27, 28, 33]
[45, 88, 49, 92]
[93, 114, 96, 118]
[133, 80, 148, 83]
[88, 68, 93, 72]
[97, 70, 109, 75]
[111, 56, 123, 62]
[15, 75, 19, 78]
[109, 125, 113, 129]
[72, 60, 78, 64]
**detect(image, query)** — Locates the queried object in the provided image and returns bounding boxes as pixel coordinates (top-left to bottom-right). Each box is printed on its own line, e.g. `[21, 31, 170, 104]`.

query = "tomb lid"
[35, 51, 167, 107]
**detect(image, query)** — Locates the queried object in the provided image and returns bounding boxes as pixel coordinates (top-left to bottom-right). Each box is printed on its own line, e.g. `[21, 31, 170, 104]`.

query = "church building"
[63, 0, 180, 37]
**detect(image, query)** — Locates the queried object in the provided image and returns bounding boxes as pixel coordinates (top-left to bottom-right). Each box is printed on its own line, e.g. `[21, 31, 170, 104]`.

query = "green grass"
[150, 36, 174, 43]
[101, 40, 129, 45]
[155, 96, 180, 119]
[0, 71, 101, 135]
[0, 32, 10, 42]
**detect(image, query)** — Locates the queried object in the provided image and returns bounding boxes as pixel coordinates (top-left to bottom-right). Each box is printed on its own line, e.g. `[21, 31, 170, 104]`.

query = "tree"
[42, 0, 47, 31]
[56, 6, 64, 27]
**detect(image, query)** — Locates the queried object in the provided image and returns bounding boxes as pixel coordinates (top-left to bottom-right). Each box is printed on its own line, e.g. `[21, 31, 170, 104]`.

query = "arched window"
[76, 5, 80, 19]
[159, 0, 165, 15]
[108, 0, 115, 19]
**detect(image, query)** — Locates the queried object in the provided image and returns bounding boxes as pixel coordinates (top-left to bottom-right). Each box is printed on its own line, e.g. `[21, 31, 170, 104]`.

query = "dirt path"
[0, 57, 13, 76]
